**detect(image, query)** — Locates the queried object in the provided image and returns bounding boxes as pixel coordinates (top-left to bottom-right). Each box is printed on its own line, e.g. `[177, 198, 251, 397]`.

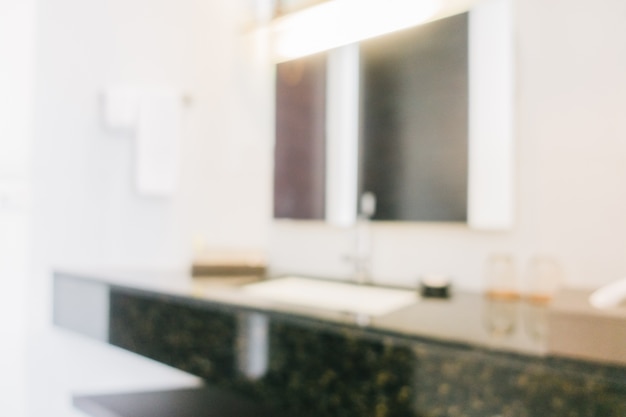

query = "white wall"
[269, 0, 626, 292]
[24, 1, 626, 412]
[31, 0, 626, 307]
[32, 0, 273, 267]
[30, 1, 273, 415]
[31, 0, 274, 328]
[0, 1, 35, 415]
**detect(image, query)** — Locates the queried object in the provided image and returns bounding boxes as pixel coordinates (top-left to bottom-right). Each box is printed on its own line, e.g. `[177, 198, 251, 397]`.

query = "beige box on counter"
[548, 289, 626, 366]
[191, 248, 267, 278]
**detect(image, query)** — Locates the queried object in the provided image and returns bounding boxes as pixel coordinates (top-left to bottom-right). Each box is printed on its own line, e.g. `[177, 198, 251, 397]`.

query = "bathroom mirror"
[273, 0, 514, 230]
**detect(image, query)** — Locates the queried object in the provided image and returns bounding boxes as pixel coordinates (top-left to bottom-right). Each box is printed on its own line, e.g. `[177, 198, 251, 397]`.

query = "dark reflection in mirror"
[273, 53, 327, 220]
[359, 13, 469, 222]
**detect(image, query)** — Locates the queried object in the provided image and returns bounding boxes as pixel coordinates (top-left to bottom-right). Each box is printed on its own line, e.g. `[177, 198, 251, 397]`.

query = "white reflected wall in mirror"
[325, 44, 359, 227]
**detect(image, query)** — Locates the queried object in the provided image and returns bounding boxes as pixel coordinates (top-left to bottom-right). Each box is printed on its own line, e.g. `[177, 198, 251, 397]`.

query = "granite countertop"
[55, 268, 558, 357]
[54, 268, 626, 417]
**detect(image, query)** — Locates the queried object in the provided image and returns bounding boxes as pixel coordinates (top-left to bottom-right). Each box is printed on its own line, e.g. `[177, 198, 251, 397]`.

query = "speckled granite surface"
[55, 272, 626, 417]
[109, 291, 237, 384]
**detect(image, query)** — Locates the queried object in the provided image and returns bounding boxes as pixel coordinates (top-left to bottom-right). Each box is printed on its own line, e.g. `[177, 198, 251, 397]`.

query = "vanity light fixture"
[272, 0, 437, 61]
[267, 0, 483, 62]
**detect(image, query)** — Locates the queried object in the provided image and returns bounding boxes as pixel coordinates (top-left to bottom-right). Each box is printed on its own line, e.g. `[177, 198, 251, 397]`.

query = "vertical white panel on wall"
[0, 1, 35, 180]
[468, 0, 515, 230]
[0, 1, 35, 416]
[325, 44, 360, 227]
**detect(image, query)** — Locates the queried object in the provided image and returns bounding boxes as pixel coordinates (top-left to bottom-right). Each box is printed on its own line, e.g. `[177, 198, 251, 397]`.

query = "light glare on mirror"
[271, 0, 441, 61]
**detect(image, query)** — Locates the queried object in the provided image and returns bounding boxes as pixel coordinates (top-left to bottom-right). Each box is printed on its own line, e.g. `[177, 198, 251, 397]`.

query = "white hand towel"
[135, 89, 182, 197]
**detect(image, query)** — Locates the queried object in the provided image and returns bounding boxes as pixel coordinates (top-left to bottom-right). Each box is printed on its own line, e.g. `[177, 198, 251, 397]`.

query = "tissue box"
[191, 249, 267, 278]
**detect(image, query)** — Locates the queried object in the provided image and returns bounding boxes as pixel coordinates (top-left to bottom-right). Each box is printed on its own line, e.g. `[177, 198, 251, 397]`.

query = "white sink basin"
[242, 276, 418, 317]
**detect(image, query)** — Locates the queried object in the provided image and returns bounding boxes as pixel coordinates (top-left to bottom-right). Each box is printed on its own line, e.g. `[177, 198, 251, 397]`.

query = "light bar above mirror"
[258, 0, 485, 62]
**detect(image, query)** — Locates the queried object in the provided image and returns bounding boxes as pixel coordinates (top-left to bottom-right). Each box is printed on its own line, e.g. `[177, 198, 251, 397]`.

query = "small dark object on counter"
[420, 275, 451, 299]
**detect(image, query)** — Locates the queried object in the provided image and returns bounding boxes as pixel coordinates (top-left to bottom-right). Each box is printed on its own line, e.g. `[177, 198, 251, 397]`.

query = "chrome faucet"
[345, 192, 376, 285]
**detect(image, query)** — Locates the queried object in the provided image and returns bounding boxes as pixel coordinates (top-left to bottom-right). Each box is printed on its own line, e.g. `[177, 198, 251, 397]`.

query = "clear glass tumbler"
[524, 255, 563, 304]
[484, 253, 520, 300]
